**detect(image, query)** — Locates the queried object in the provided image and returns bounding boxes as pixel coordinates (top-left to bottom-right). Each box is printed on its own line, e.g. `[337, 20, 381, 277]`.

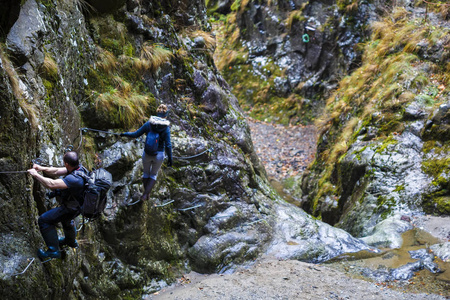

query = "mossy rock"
[87, 0, 127, 13]
[423, 195, 450, 215]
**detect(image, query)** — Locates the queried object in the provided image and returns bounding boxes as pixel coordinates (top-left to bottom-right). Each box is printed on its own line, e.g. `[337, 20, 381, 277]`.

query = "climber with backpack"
[28, 151, 112, 260]
[120, 104, 173, 202]
[28, 151, 87, 260]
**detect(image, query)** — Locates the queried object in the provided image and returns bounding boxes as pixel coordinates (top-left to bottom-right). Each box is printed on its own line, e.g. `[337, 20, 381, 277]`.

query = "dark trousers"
[38, 205, 79, 237]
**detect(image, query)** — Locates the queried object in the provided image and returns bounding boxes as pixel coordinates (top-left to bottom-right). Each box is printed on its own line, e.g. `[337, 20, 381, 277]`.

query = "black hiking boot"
[60, 223, 78, 248]
[37, 227, 61, 260]
[37, 246, 61, 260]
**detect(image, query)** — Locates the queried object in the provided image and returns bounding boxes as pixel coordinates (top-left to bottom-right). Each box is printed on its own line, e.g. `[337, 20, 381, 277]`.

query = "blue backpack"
[144, 129, 160, 156]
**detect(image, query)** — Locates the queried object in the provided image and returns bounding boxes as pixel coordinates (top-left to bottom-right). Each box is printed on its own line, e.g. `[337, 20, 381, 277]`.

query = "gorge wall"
[211, 0, 379, 124]
[300, 2, 450, 241]
[0, 0, 376, 299]
[212, 0, 450, 241]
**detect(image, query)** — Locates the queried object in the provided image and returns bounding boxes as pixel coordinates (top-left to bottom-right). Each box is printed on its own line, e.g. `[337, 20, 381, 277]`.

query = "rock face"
[300, 5, 450, 256]
[334, 131, 431, 237]
[0, 0, 373, 298]
[214, 0, 449, 262]
[215, 0, 377, 124]
[267, 201, 376, 262]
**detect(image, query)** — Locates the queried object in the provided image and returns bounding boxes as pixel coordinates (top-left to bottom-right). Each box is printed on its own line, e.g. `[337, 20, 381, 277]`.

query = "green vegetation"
[286, 9, 306, 29]
[351, 145, 368, 160]
[231, 0, 251, 13]
[84, 16, 175, 129]
[308, 7, 450, 215]
[139, 42, 174, 73]
[393, 185, 405, 193]
[94, 89, 154, 128]
[375, 195, 396, 219]
[212, 3, 323, 125]
[421, 141, 450, 214]
[419, 0, 450, 19]
[374, 136, 398, 154]
[337, 0, 358, 13]
[40, 53, 59, 80]
[231, 0, 241, 12]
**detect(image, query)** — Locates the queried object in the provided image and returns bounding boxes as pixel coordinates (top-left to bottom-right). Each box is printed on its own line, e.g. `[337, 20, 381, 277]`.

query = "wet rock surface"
[1, 0, 375, 294]
[216, 0, 378, 124]
[298, 4, 450, 254]
[266, 201, 376, 263]
[330, 129, 432, 237]
[361, 217, 414, 249]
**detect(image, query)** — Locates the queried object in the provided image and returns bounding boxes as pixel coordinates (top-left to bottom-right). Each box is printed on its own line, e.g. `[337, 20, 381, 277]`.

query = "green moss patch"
[422, 141, 450, 214]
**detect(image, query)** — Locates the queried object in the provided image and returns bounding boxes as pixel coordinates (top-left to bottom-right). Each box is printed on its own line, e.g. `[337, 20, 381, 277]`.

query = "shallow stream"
[324, 228, 450, 297]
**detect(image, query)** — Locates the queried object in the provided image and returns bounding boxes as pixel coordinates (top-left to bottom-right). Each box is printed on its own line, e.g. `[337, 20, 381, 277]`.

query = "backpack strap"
[72, 167, 90, 184]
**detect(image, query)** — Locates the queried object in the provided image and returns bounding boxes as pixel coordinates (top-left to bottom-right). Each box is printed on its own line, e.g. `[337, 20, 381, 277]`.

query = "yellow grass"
[0, 45, 38, 128]
[286, 10, 304, 29]
[346, 2, 358, 13]
[97, 47, 117, 74]
[95, 89, 150, 128]
[41, 54, 58, 79]
[310, 9, 450, 209]
[216, 49, 240, 70]
[140, 43, 174, 73]
[189, 30, 216, 51]
[240, 0, 251, 13]
[392, 7, 409, 20]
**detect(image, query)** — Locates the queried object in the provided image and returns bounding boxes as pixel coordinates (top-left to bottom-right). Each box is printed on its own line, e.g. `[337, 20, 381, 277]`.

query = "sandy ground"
[247, 118, 317, 182]
[148, 257, 447, 300]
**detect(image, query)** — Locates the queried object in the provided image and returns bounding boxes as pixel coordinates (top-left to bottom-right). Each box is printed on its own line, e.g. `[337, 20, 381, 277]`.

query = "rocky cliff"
[0, 0, 374, 299]
[211, 0, 379, 124]
[212, 0, 450, 286]
[299, 2, 450, 244]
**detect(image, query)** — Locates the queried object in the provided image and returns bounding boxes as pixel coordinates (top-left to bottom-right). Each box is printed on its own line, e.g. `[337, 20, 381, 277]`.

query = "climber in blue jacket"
[121, 104, 173, 201]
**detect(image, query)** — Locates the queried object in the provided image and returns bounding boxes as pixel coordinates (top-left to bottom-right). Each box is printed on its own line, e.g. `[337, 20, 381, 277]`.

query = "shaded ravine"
[247, 117, 317, 207]
[247, 117, 317, 182]
[149, 120, 448, 299]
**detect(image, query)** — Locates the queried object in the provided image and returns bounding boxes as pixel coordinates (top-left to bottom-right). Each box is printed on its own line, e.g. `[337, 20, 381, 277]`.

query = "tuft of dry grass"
[228, 27, 241, 45]
[286, 10, 305, 30]
[345, 1, 358, 13]
[240, 0, 251, 13]
[216, 48, 246, 71]
[97, 46, 117, 74]
[0, 45, 38, 128]
[392, 7, 409, 21]
[41, 53, 59, 79]
[189, 30, 217, 51]
[139, 43, 174, 73]
[111, 75, 132, 96]
[439, 3, 450, 19]
[94, 89, 150, 128]
[175, 47, 189, 59]
[141, 15, 156, 27]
